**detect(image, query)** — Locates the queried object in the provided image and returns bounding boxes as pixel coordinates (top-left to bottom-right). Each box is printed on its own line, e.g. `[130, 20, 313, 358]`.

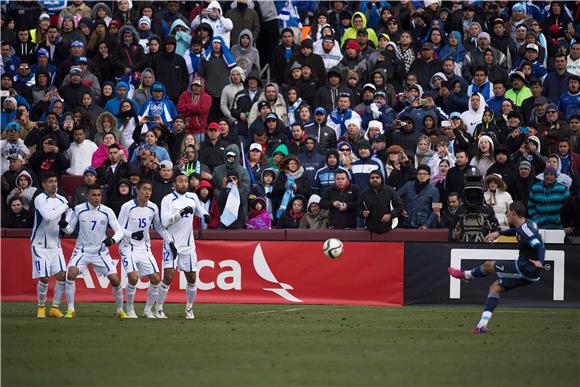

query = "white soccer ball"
[323, 238, 344, 259]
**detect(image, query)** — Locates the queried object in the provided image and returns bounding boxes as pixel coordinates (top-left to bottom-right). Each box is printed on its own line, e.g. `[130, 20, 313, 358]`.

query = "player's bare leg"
[184, 272, 197, 320]
[107, 273, 127, 318]
[64, 267, 80, 318]
[143, 273, 161, 318]
[155, 268, 175, 318]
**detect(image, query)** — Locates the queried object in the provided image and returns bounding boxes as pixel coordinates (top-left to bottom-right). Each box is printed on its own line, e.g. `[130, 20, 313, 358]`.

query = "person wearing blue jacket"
[558, 75, 580, 120]
[139, 81, 177, 130]
[350, 140, 385, 192]
[398, 164, 440, 229]
[104, 81, 139, 116]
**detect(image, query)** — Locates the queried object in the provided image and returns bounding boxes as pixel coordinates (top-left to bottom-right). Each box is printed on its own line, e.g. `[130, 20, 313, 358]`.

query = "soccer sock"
[186, 283, 197, 308]
[113, 286, 124, 313]
[65, 280, 76, 310]
[477, 292, 501, 328]
[126, 284, 136, 311]
[155, 283, 170, 312]
[37, 282, 48, 307]
[144, 284, 159, 312]
[52, 281, 65, 308]
[468, 265, 487, 279]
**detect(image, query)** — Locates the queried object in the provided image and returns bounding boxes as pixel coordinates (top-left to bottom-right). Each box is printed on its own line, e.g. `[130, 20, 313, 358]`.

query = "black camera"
[463, 167, 484, 210]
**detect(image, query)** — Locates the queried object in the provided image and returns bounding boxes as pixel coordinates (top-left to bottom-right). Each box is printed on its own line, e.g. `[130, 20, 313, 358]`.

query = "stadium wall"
[2, 231, 578, 307]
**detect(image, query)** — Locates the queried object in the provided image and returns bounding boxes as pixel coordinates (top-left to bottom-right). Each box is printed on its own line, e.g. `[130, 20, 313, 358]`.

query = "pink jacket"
[91, 143, 129, 169]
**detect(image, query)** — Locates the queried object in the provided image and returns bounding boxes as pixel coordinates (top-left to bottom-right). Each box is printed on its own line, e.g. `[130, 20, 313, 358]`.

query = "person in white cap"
[512, 43, 547, 80]
[462, 31, 506, 83]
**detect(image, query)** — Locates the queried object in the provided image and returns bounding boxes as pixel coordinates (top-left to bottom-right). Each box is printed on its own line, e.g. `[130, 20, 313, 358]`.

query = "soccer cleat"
[185, 307, 195, 320]
[126, 309, 138, 319]
[142, 310, 156, 319]
[448, 267, 472, 283]
[155, 309, 168, 319]
[116, 310, 129, 319]
[48, 307, 64, 318]
[472, 325, 489, 334]
[37, 306, 46, 318]
[64, 309, 75, 319]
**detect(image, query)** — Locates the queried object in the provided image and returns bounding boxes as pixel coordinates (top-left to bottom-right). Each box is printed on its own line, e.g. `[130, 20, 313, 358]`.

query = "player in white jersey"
[156, 173, 211, 319]
[60, 184, 127, 318]
[117, 179, 175, 318]
[31, 171, 68, 318]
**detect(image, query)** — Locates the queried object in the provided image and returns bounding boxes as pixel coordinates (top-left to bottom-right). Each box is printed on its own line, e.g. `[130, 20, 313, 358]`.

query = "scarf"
[200, 199, 211, 230]
[220, 183, 240, 227]
[203, 36, 236, 67]
[276, 175, 295, 219]
[287, 97, 302, 126]
[329, 108, 353, 138]
[487, 190, 497, 206]
[183, 159, 201, 176]
[189, 50, 200, 73]
[414, 179, 429, 194]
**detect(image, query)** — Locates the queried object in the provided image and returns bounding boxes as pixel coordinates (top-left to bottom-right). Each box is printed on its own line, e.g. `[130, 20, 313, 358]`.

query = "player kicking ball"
[60, 185, 127, 319]
[117, 179, 175, 318]
[156, 173, 211, 319]
[448, 201, 545, 334]
[31, 172, 69, 318]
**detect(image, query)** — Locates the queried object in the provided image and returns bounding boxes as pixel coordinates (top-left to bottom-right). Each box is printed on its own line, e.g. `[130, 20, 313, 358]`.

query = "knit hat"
[138, 16, 151, 27]
[83, 166, 98, 177]
[36, 48, 49, 58]
[345, 40, 359, 51]
[69, 66, 82, 76]
[368, 120, 383, 130]
[357, 140, 371, 151]
[543, 166, 557, 176]
[417, 164, 431, 174]
[518, 160, 532, 170]
[387, 145, 405, 154]
[314, 107, 327, 115]
[301, 39, 313, 49]
[477, 32, 491, 41]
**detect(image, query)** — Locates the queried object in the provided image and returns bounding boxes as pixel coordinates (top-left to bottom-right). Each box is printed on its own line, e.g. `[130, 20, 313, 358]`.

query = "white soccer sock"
[37, 282, 48, 307]
[65, 280, 76, 311]
[113, 286, 124, 313]
[463, 270, 473, 280]
[52, 281, 65, 308]
[144, 284, 159, 312]
[155, 283, 170, 312]
[126, 284, 136, 311]
[477, 311, 492, 328]
[186, 283, 197, 308]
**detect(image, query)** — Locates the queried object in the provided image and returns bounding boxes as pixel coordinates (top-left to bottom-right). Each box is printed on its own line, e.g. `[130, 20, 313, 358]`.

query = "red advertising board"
[1, 239, 404, 306]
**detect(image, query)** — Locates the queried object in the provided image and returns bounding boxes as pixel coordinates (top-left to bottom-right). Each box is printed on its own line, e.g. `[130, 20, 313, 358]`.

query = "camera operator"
[451, 166, 500, 242]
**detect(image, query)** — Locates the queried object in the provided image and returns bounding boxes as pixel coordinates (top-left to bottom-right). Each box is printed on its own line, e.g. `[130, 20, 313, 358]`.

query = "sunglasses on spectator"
[547, 110, 557, 114]
[339, 148, 350, 152]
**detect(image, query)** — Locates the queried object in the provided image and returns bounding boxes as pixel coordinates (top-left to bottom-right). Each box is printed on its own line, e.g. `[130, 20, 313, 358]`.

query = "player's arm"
[61, 208, 78, 235]
[107, 208, 125, 244]
[152, 206, 174, 244]
[160, 195, 183, 228]
[485, 227, 516, 241]
[34, 195, 69, 221]
[528, 236, 545, 268]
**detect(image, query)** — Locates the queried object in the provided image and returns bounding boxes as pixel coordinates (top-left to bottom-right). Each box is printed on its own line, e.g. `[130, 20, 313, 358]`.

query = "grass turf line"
[2, 302, 578, 386]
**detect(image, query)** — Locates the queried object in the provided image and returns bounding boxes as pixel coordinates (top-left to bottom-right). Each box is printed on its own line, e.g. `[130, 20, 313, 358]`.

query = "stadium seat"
[60, 175, 84, 197]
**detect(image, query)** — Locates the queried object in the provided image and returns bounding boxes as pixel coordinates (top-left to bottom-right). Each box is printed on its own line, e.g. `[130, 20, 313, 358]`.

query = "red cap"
[345, 40, 359, 51]
[208, 122, 220, 131]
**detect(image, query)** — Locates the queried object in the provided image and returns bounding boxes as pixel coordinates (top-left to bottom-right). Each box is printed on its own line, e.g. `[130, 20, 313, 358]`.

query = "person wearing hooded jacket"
[177, 77, 212, 140]
[230, 29, 261, 78]
[104, 81, 139, 116]
[358, 170, 404, 234]
[298, 137, 325, 184]
[149, 35, 189, 105]
[139, 81, 177, 130]
[340, 11, 378, 49]
[190, 1, 233, 47]
[299, 194, 329, 229]
[461, 92, 487, 136]
[275, 194, 306, 229]
[225, 0, 260, 47]
[169, 18, 191, 56]
[247, 83, 288, 127]
[314, 68, 351, 115]
[398, 164, 440, 229]
[220, 66, 246, 123]
[114, 25, 144, 73]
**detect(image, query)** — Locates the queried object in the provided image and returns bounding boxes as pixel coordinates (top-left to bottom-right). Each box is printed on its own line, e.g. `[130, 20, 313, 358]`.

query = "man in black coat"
[149, 35, 189, 105]
[320, 170, 360, 229]
[409, 42, 442, 91]
[270, 28, 300, 87]
[96, 143, 129, 202]
[445, 149, 470, 198]
[358, 170, 404, 234]
[314, 68, 351, 114]
[198, 122, 228, 172]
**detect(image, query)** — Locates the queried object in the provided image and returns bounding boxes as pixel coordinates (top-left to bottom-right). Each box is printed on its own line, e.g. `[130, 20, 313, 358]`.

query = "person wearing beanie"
[299, 193, 329, 230]
[350, 139, 385, 192]
[313, 67, 351, 115]
[508, 160, 535, 204]
[284, 37, 326, 87]
[337, 37, 369, 84]
[486, 144, 516, 189]
[358, 169, 404, 234]
[461, 25, 507, 84]
[397, 164, 440, 229]
[311, 148, 350, 196]
[536, 153, 573, 189]
[528, 165, 570, 229]
[470, 134, 495, 177]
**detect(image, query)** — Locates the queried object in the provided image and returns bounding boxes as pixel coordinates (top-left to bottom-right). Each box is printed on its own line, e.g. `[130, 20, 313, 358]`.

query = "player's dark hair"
[87, 184, 102, 192]
[41, 171, 58, 182]
[509, 201, 526, 217]
[137, 179, 152, 189]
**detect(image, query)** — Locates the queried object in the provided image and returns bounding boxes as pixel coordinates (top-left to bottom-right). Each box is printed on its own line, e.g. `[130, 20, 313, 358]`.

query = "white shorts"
[119, 248, 159, 277]
[31, 247, 66, 279]
[68, 249, 117, 277]
[161, 243, 197, 272]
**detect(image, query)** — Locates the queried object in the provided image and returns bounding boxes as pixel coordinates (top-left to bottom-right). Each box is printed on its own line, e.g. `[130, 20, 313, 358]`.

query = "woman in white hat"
[484, 173, 513, 229]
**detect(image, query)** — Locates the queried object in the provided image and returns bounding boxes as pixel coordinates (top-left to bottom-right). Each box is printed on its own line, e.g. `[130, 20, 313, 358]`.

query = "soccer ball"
[323, 238, 343, 259]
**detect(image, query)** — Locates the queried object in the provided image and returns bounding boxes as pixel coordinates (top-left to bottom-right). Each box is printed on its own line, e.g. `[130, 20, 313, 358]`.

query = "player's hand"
[203, 214, 212, 224]
[180, 206, 194, 215]
[485, 231, 500, 242]
[169, 242, 178, 259]
[529, 259, 544, 269]
[131, 230, 144, 241]
[102, 237, 115, 247]
[58, 219, 68, 229]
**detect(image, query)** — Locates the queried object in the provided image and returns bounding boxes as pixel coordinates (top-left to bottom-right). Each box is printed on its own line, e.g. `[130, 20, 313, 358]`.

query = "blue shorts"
[494, 260, 540, 291]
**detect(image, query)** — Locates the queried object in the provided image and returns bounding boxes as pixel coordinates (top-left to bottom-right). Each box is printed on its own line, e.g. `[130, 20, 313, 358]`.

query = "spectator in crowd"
[2, 196, 32, 228]
[505, 71, 532, 108]
[527, 166, 570, 229]
[358, 170, 403, 234]
[271, 154, 310, 220]
[66, 126, 98, 175]
[398, 165, 439, 229]
[536, 154, 572, 190]
[544, 54, 571, 104]
[97, 143, 128, 201]
[149, 35, 189, 105]
[434, 191, 461, 230]
[558, 75, 580, 120]
[194, 180, 220, 230]
[151, 160, 175, 208]
[92, 132, 128, 169]
[483, 174, 513, 229]
[217, 170, 245, 229]
[226, 0, 260, 49]
[320, 169, 360, 229]
[508, 160, 535, 205]
[107, 178, 133, 216]
[1, 122, 30, 174]
[271, 28, 300, 87]
[249, 83, 288, 127]
[299, 194, 328, 230]
[71, 166, 98, 207]
[28, 135, 70, 179]
[6, 169, 37, 210]
[230, 29, 260, 78]
[276, 194, 306, 229]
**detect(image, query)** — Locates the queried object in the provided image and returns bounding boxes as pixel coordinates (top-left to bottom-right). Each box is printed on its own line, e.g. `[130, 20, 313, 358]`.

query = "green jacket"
[505, 86, 532, 107]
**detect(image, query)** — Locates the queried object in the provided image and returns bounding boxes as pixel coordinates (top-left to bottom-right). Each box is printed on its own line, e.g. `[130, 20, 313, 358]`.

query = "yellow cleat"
[37, 306, 46, 318]
[64, 309, 75, 319]
[48, 307, 64, 318]
[116, 310, 128, 319]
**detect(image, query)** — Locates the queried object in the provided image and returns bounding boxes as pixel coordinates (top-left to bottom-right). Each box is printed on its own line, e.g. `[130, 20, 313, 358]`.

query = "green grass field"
[2, 302, 578, 386]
